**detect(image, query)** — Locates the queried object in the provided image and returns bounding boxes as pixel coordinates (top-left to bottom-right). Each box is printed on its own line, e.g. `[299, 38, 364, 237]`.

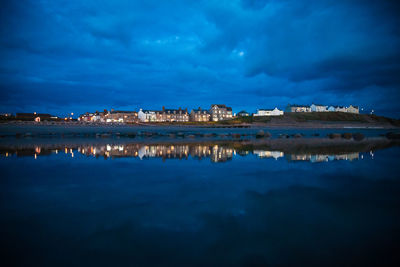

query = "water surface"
[1, 139, 400, 266]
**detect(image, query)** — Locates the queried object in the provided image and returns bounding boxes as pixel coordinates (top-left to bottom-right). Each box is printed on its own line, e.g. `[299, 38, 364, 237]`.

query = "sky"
[1, 0, 400, 117]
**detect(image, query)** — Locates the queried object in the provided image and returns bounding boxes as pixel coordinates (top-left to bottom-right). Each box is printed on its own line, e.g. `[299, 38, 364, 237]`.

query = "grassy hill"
[217, 112, 400, 126]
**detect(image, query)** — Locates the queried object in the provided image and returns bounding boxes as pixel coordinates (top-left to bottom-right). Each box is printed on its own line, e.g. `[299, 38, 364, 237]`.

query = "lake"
[1, 137, 400, 266]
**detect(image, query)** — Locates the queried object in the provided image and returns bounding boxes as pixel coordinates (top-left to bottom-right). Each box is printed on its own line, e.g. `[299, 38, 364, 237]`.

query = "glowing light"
[34, 153, 37, 159]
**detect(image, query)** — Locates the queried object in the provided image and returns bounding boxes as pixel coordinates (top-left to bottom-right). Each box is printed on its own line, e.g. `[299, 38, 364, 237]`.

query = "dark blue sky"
[1, 0, 400, 117]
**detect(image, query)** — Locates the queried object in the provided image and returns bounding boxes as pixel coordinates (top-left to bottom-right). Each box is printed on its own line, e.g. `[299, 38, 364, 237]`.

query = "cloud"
[0, 0, 399, 116]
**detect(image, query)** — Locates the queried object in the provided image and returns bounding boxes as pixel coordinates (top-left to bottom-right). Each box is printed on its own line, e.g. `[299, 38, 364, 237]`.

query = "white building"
[347, 105, 359, 114]
[335, 106, 347, 112]
[254, 107, 284, 116]
[138, 109, 157, 122]
[310, 103, 327, 112]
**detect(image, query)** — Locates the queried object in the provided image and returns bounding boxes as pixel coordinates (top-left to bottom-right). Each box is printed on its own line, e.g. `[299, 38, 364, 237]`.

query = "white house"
[310, 103, 327, 112]
[138, 109, 157, 122]
[335, 106, 347, 112]
[327, 106, 336, 112]
[347, 105, 359, 114]
[254, 107, 284, 116]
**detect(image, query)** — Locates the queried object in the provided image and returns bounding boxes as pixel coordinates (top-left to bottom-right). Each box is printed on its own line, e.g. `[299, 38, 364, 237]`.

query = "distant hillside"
[222, 112, 400, 126]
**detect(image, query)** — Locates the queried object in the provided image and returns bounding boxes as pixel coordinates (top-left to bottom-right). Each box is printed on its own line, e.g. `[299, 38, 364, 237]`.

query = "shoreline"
[1, 120, 399, 130]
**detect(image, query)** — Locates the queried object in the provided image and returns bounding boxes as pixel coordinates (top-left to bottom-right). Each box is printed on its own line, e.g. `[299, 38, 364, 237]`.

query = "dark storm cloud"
[0, 0, 399, 116]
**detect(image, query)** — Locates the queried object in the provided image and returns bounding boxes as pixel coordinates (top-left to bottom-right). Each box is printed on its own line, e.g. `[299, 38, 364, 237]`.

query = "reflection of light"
[34, 153, 37, 159]
[71, 152, 74, 158]
[70, 148, 73, 154]
[6, 152, 9, 157]
[65, 148, 68, 154]
[55, 149, 58, 154]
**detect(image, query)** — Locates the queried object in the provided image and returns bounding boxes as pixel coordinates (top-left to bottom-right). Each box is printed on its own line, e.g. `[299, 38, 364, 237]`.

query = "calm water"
[1, 140, 400, 266]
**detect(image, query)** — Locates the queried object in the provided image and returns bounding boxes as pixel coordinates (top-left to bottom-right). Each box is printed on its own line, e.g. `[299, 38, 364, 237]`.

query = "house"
[237, 110, 250, 117]
[285, 104, 311, 113]
[327, 106, 336, 112]
[190, 108, 210, 122]
[254, 107, 284, 116]
[347, 105, 359, 114]
[16, 113, 52, 121]
[156, 107, 189, 122]
[210, 104, 233, 121]
[139, 107, 189, 122]
[310, 103, 327, 112]
[138, 109, 157, 122]
[335, 106, 347, 112]
[105, 110, 138, 123]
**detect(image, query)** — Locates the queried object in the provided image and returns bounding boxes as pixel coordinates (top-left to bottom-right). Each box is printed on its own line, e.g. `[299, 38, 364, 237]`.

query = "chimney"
[162, 106, 165, 111]
[179, 107, 182, 111]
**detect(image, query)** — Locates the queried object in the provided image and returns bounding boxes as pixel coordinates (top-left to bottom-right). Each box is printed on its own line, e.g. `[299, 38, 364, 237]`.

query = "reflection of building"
[288, 153, 360, 162]
[210, 104, 233, 121]
[2, 144, 364, 164]
[76, 144, 235, 162]
[211, 145, 234, 162]
[253, 150, 284, 159]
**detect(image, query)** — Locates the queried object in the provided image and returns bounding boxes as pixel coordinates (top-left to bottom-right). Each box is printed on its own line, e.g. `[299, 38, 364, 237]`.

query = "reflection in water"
[288, 153, 359, 162]
[1, 143, 369, 163]
[1, 139, 399, 266]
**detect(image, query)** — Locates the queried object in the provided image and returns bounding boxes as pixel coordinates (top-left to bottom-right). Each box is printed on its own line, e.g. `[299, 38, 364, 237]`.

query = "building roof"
[257, 108, 281, 111]
[191, 109, 210, 114]
[237, 110, 249, 114]
[287, 104, 309, 108]
[110, 110, 137, 114]
[211, 104, 232, 111]
[140, 109, 159, 113]
[311, 103, 327, 107]
[163, 108, 188, 113]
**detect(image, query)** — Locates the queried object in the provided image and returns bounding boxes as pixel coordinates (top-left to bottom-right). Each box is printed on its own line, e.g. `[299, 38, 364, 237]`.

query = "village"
[0, 103, 360, 123]
[76, 103, 360, 124]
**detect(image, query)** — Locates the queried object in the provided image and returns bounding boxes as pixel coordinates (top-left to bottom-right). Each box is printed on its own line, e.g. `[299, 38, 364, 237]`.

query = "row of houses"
[240, 104, 359, 117]
[79, 104, 233, 123]
[285, 104, 359, 114]
[79, 103, 360, 123]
